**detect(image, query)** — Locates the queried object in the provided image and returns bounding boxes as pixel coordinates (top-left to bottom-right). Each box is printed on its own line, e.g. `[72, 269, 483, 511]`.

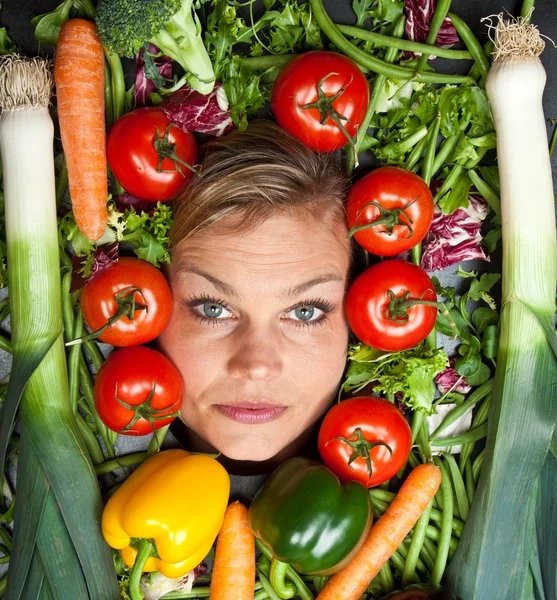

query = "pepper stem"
[347, 198, 418, 240]
[128, 538, 156, 600]
[270, 558, 297, 599]
[326, 427, 392, 484]
[66, 286, 148, 346]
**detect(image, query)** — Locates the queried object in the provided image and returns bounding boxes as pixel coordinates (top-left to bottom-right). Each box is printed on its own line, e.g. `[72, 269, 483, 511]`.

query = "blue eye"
[196, 301, 232, 320]
[290, 305, 323, 322]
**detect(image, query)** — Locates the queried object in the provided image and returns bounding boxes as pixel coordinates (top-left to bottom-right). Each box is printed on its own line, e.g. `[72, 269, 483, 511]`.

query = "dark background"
[1, 0, 556, 178]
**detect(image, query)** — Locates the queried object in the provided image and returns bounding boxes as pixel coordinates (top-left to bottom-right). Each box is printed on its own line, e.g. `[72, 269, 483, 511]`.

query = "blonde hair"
[170, 120, 350, 249]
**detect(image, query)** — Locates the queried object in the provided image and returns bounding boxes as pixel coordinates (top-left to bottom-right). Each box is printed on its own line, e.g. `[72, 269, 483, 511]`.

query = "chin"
[216, 440, 282, 462]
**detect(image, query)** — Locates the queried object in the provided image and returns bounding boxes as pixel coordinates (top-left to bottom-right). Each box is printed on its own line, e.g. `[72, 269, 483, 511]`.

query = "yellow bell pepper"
[102, 449, 230, 589]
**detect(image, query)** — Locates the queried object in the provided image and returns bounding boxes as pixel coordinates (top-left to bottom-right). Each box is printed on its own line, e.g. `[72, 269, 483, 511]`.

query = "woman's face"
[159, 209, 352, 461]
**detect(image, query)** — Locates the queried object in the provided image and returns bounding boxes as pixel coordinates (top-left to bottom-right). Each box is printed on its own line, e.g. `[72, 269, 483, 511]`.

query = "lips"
[215, 403, 287, 424]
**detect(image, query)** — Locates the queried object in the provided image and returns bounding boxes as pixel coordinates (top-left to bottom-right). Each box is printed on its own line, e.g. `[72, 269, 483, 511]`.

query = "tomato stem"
[66, 286, 148, 346]
[347, 198, 418, 240]
[153, 124, 199, 175]
[297, 71, 358, 155]
[326, 427, 392, 484]
[115, 382, 181, 434]
[385, 289, 442, 323]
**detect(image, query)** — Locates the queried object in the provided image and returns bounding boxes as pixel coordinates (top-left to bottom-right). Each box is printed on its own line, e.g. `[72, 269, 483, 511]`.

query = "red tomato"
[107, 107, 197, 202]
[271, 51, 369, 152]
[318, 397, 412, 487]
[81, 257, 172, 347]
[346, 260, 437, 352]
[94, 346, 183, 435]
[346, 167, 434, 256]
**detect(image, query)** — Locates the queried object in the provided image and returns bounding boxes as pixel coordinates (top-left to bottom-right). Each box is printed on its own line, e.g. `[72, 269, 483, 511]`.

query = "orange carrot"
[317, 463, 442, 600]
[210, 501, 255, 600]
[54, 18, 107, 241]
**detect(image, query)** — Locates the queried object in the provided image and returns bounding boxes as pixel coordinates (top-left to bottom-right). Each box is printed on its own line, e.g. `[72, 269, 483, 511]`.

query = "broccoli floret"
[96, 0, 215, 94]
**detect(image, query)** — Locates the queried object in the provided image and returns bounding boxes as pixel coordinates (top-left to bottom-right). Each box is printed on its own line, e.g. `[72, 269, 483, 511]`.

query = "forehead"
[171, 211, 351, 288]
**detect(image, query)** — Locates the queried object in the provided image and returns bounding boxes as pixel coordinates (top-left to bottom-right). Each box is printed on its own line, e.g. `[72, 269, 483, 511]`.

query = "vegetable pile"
[0, 0, 555, 599]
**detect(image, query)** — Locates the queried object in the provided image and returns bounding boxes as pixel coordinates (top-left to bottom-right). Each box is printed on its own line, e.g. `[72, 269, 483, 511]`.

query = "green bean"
[104, 59, 114, 129]
[459, 394, 491, 472]
[430, 134, 458, 177]
[416, 0, 452, 74]
[270, 558, 297, 599]
[402, 499, 433, 586]
[398, 539, 429, 574]
[76, 415, 104, 465]
[468, 169, 501, 214]
[421, 116, 442, 187]
[448, 13, 490, 82]
[442, 452, 470, 521]
[160, 586, 212, 598]
[433, 164, 463, 203]
[61, 271, 75, 343]
[82, 339, 105, 374]
[405, 133, 430, 172]
[0, 336, 11, 354]
[472, 448, 485, 482]
[105, 49, 126, 123]
[312, 576, 327, 595]
[430, 380, 493, 443]
[411, 243, 422, 267]
[242, 54, 297, 71]
[309, 0, 474, 85]
[378, 561, 396, 593]
[257, 570, 284, 600]
[347, 15, 406, 172]
[336, 24, 472, 60]
[430, 422, 487, 447]
[464, 457, 476, 506]
[79, 357, 115, 458]
[0, 299, 10, 323]
[0, 527, 11, 551]
[68, 311, 83, 412]
[430, 459, 453, 584]
[254, 590, 270, 600]
[419, 420, 433, 463]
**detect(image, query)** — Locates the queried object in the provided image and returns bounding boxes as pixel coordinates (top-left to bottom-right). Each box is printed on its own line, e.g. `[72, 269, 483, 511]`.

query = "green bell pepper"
[248, 457, 372, 576]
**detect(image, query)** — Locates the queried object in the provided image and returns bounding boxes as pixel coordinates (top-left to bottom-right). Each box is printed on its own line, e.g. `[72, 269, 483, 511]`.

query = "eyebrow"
[175, 266, 344, 300]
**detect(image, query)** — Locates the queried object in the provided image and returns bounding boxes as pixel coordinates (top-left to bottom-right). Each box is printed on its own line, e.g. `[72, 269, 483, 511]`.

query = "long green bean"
[433, 164, 463, 203]
[472, 448, 485, 482]
[402, 500, 433, 586]
[448, 12, 491, 82]
[421, 114, 442, 186]
[405, 133, 430, 172]
[257, 570, 284, 600]
[416, 0, 452, 74]
[270, 559, 297, 599]
[337, 24, 472, 60]
[430, 422, 487, 447]
[309, 0, 474, 85]
[459, 394, 491, 471]
[347, 15, 406, 171]
[430, 459, 453, 584]
[378, 561, 396, 593]
[76, 414, 105, 465]
[82, 339, 105, 374]
[429, 379, 493, 441]
[104, 59, 114, 129]
[430, 133, 458, 176]
[0, 336, 11, 354]
[464, 457, 476, 506]
[68, 311, 83, 412]
[442, 452, 470, 521]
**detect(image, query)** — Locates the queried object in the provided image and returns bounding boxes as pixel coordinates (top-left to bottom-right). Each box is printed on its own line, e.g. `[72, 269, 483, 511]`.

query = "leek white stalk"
[0, 56, 119, 599]
[446, 15, 557, 599]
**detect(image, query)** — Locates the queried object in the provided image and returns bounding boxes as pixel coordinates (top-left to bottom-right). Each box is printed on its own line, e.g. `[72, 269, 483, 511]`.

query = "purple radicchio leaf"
[160, 83, 234, 137]
[435, 358, 472, 395]
[70, 243, 119, 293]
[114, 193, 158, 215]
[421, 194, 489, 272]
[404, 0, 459, 55]
[135, 44, 173, 108]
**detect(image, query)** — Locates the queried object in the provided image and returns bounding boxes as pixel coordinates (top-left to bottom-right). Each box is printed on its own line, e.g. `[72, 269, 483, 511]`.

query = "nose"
[227, 323, 283, 381]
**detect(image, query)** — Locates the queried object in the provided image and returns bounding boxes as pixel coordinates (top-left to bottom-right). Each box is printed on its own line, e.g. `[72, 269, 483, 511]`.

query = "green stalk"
[0, 55, 119, 598]
[309, 0, 473, 85]
[415, 0, 452, 74]
[336, 24, 472, 60]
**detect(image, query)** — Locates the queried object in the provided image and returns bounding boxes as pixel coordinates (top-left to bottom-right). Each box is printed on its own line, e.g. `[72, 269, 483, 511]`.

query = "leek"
[446, 15, 557, 599]
[0, 56, 119, 598]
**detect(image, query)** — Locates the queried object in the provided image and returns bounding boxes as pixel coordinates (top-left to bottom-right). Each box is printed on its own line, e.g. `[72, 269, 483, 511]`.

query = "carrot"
[316, 463, 442, 600]
[210, 501, 255, 600]
[54, 18, 107, 241]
